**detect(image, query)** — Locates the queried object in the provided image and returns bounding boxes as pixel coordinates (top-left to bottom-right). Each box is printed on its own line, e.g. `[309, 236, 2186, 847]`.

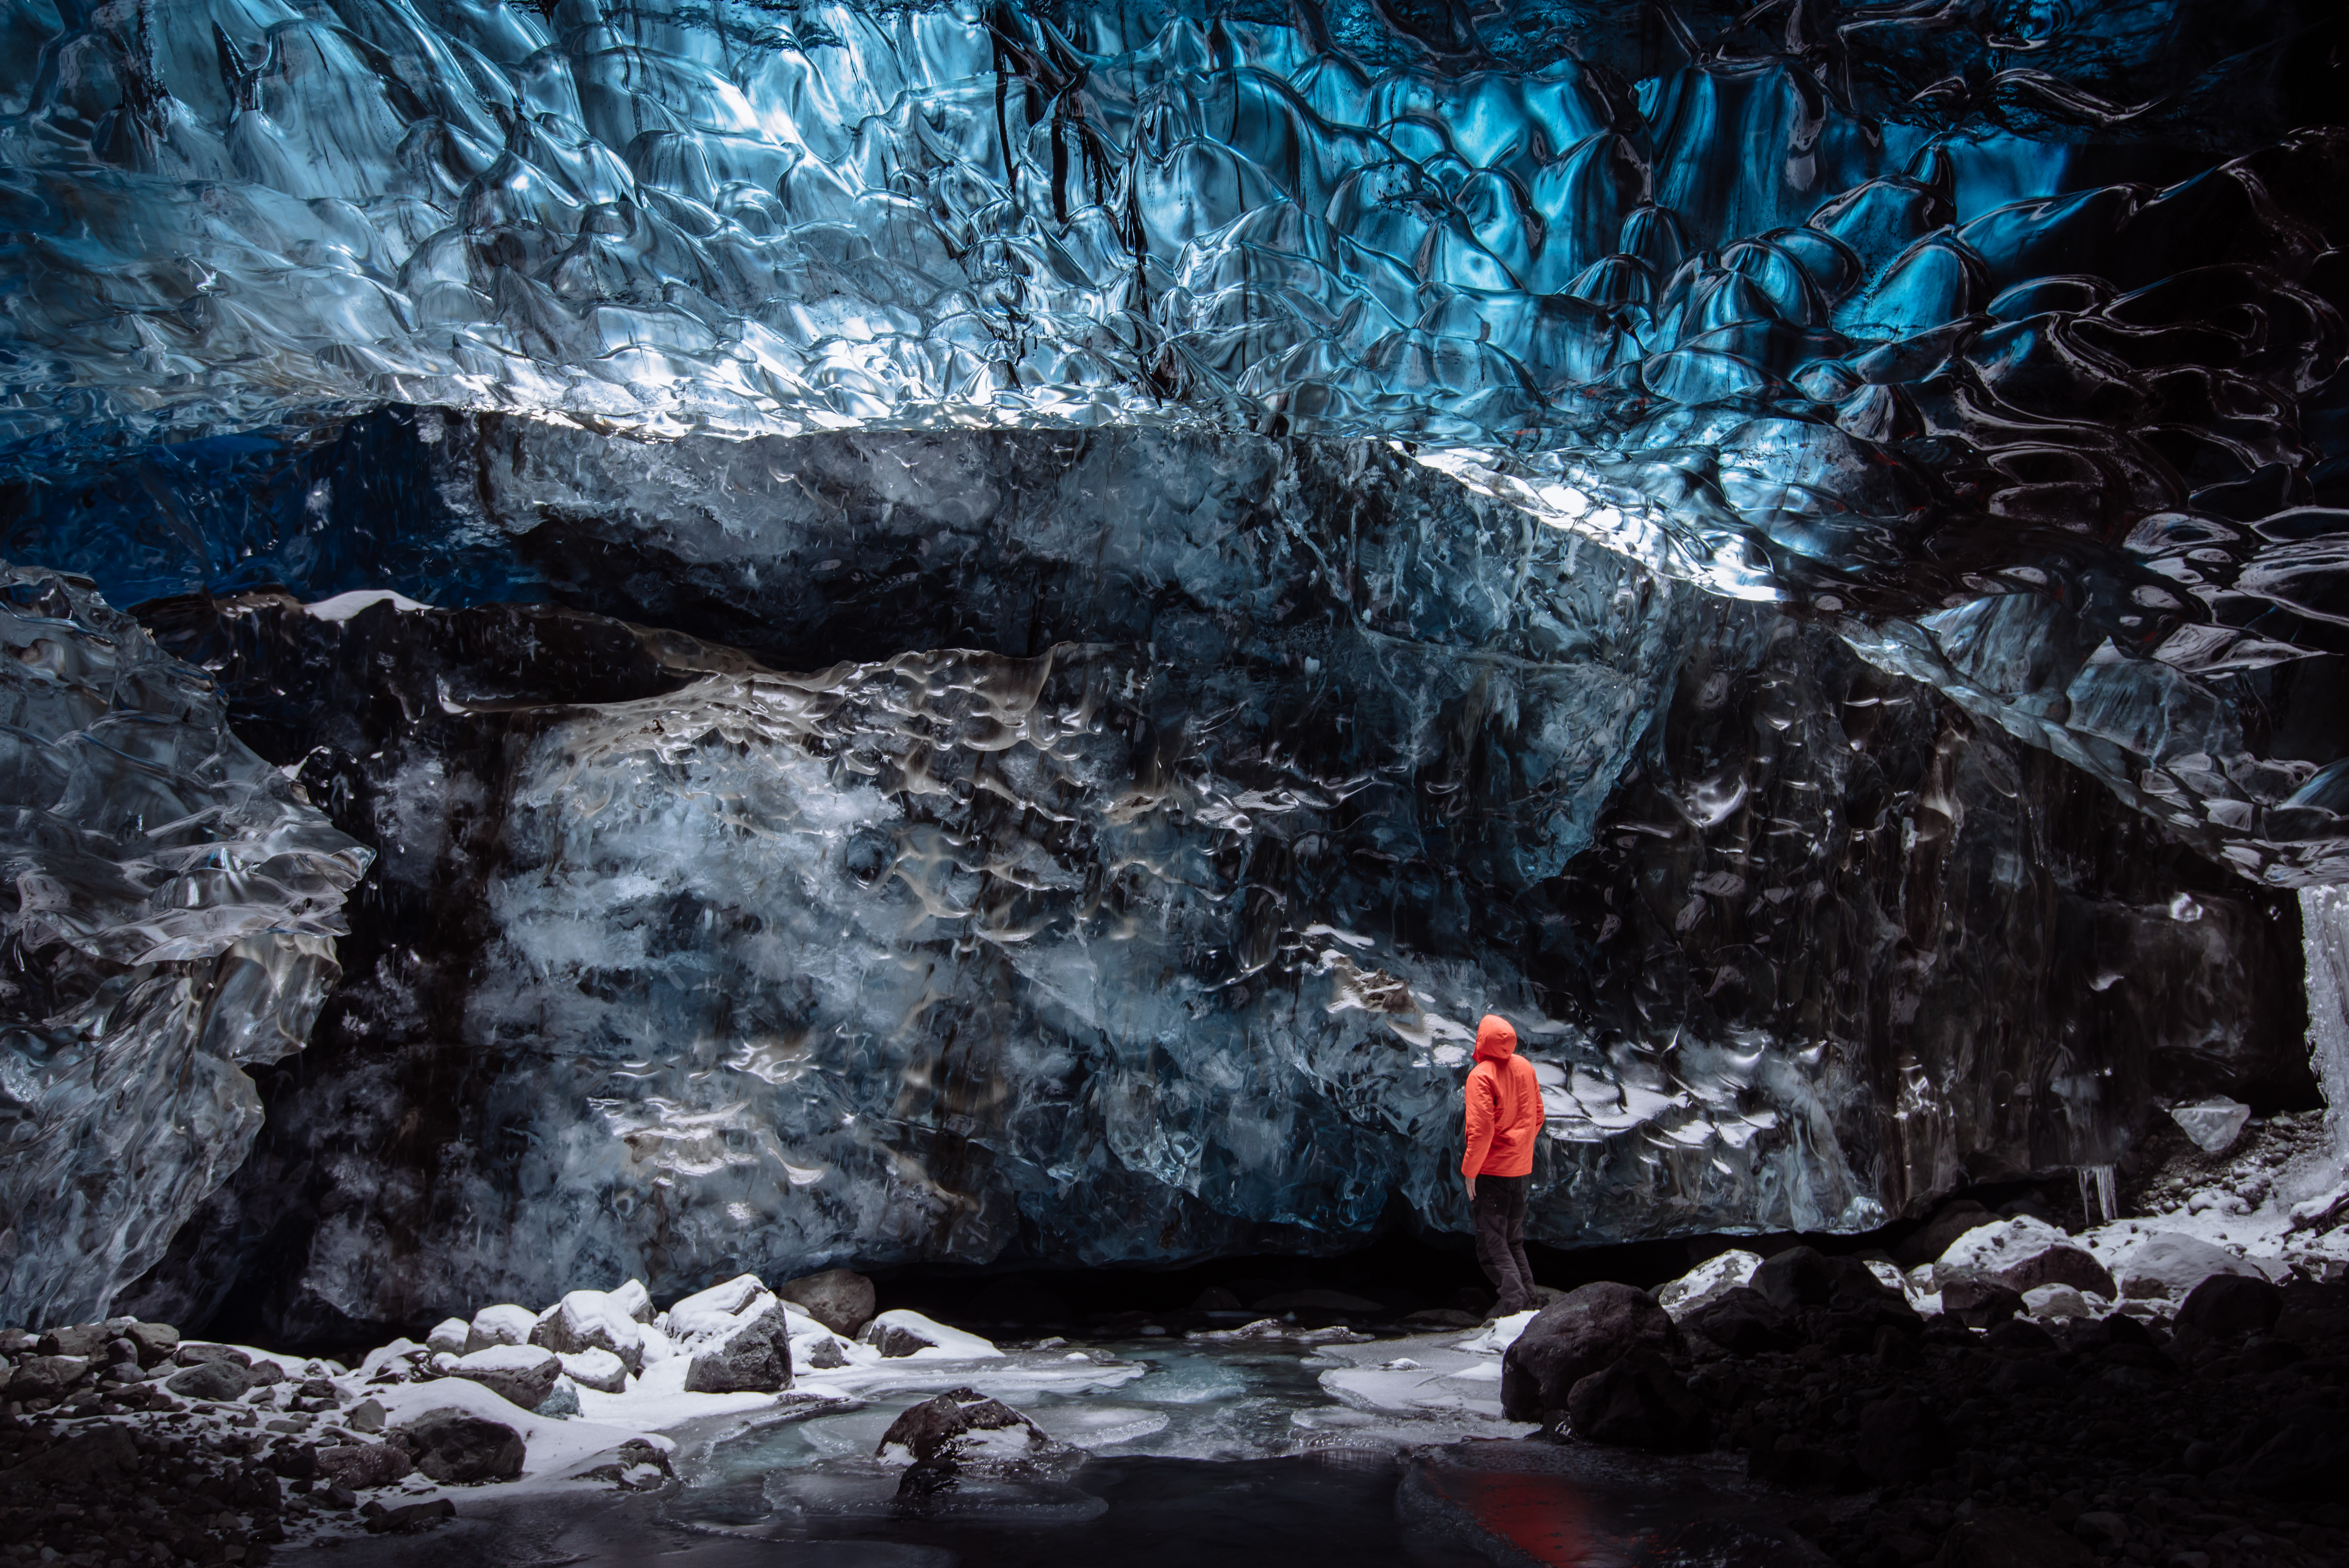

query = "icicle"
[2300, 886, 2349, 1171]
[2076, 1164, 2120, 1225]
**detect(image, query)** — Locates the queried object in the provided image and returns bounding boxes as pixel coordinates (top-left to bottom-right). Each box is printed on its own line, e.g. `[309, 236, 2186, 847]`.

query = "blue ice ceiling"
[2, 0, 2345, 883]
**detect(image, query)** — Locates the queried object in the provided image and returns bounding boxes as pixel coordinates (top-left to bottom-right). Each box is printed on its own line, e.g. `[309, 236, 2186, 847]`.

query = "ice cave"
[0, 0, 2345, 1562]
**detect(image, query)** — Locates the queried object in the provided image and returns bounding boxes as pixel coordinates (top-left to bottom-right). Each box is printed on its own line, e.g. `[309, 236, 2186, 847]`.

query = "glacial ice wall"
[0, 0, 2340, 1325]
[114, 430, 2306, 1340]
[0, 564, 369, 1328]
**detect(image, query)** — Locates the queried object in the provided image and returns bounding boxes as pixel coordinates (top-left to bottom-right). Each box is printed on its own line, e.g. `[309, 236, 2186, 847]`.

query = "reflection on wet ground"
[283, 1340, 1829, 1568]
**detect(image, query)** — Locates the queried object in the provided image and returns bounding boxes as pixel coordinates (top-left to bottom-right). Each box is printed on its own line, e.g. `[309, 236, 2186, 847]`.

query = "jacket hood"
[1473, 1015, 1518, 1063]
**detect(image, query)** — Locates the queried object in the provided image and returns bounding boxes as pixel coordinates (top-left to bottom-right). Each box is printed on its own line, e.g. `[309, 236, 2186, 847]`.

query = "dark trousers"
[1472, 1173, 1536, 1314]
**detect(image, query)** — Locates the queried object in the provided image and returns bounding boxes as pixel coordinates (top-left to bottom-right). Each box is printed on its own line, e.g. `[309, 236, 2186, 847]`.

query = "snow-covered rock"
[530, 1288, 647, 1373]
[1655, 1251, 1760, 1320]
[2022, 1285, 2096, 1320]
[557, 1347, 629, 1394]
[465, 1305, 540, 1352]
[424, 1319, 469, 1356]
[2100, 1231, 2261, 1301]
[859, 1310, 1003, 1360]
[1935, 1216, 2115, 1297]
[445, 1344, 561, 1409]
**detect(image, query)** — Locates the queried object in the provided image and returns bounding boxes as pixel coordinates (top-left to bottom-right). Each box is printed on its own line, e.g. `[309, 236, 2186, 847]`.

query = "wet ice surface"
[285, 1334, 1821, 1568]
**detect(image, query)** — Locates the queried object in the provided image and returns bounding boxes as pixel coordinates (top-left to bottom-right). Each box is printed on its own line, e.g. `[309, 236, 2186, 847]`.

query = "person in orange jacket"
[1462, 1013, 1543, 1316]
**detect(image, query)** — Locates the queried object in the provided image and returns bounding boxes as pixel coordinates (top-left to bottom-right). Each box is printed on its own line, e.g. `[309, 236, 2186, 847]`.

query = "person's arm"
[1462, 1065, 1495, 1197]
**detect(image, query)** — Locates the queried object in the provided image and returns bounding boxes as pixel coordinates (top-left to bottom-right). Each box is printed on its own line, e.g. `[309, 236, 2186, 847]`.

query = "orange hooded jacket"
[1462, 1015, 1542, 1178]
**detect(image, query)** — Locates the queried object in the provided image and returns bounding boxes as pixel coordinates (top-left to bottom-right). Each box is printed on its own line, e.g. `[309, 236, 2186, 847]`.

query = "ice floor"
[283, 1335, 1828, 1567]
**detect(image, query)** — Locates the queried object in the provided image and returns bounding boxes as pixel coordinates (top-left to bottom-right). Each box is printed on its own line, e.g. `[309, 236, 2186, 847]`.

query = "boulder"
[1563, 1350, 1711, 1450]
[857, 1310, 1001, 1360]
[1857, 1396, 1953, 1484]
[557, 1347, 629, 1393]
[0, 1423, 137, 1487]
[804, 1338, 850, 1370]
[1983, 1319, 2058, 1355]
[667, 1275, 771, 1337]
[530, 1289, 646, 1374]
[1750, 1247, 1899, 1313]
[5, 1355, 90, 1401]
[315, 1441, 415, 1490]
[394, 1409, 527, 1484]
[424, 1319, 470, 1356]
[2111, 1233, 2258, 1302]
[347, 1397, 387, 1433]
[446, 1345, 562, 1409]
[1932, 1508, 2094, 1568]
[122, 1322, 179, 1367]
[464, 1304, 540, 1352]
[1655, 1251, 1762, 1320]
[2021, 1285, 2094, 1320]
[777, 1269, 878, 1337]
[1939, 1278, 2026, 1329]
[876, 1386, 1071, 1494]
[1499, 1283, 1677, 1421]
[34, 1324, 110, 1359]
[163, 1358, 251, 1402]
[684, 1299, 794, 1393]
[2173, 1274, 2284, 1346]
[1685, 1288, 1798, 1356]
[608, 1280, 656, 1323]
[173, 1342, 251, 1368]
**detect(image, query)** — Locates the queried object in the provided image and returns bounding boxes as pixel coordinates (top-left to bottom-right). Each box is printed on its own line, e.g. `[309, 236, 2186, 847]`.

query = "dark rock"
[174, 1342, 253, 1368]
[2173, 1274, 2285, 1345]
[1856, 1396, 1952, 1485]
[266, 1443, 320, 1481]
[4, 1354, 90, 1400]
[684, 1298, 794, 1393]
[124, 1321, 180, 1366]
[392, 1408, 527, 1484]
[1940, 1278, 2026, 1329]
[446, 1346, 561, 1409]
[34, 1324, 109, 1359]
[1875, 1326, 1923, 1368]
[0, 1422, 137, 1486]
[315, 1441, 415, 1490]
[1500, 1283, 1678, 1420]
[804, 1338, 849, 1370]
[1996, 1245, 2117, 1299]
[775, 1267, 878, 1333]
[876, 1386, 1068, 1488]
[1983, 1319, 2059, 1355]
[1562, 1349, 1711, 1452]
[1932, 1507, 2096, 1567]
[1686, 1288, 1798, 1356]
[364, 1497, 456, 1533]
[1750, 1247, 1899, 1314]
[164, 1358, 253, 1402]
[864, 1317, 952, 1358]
